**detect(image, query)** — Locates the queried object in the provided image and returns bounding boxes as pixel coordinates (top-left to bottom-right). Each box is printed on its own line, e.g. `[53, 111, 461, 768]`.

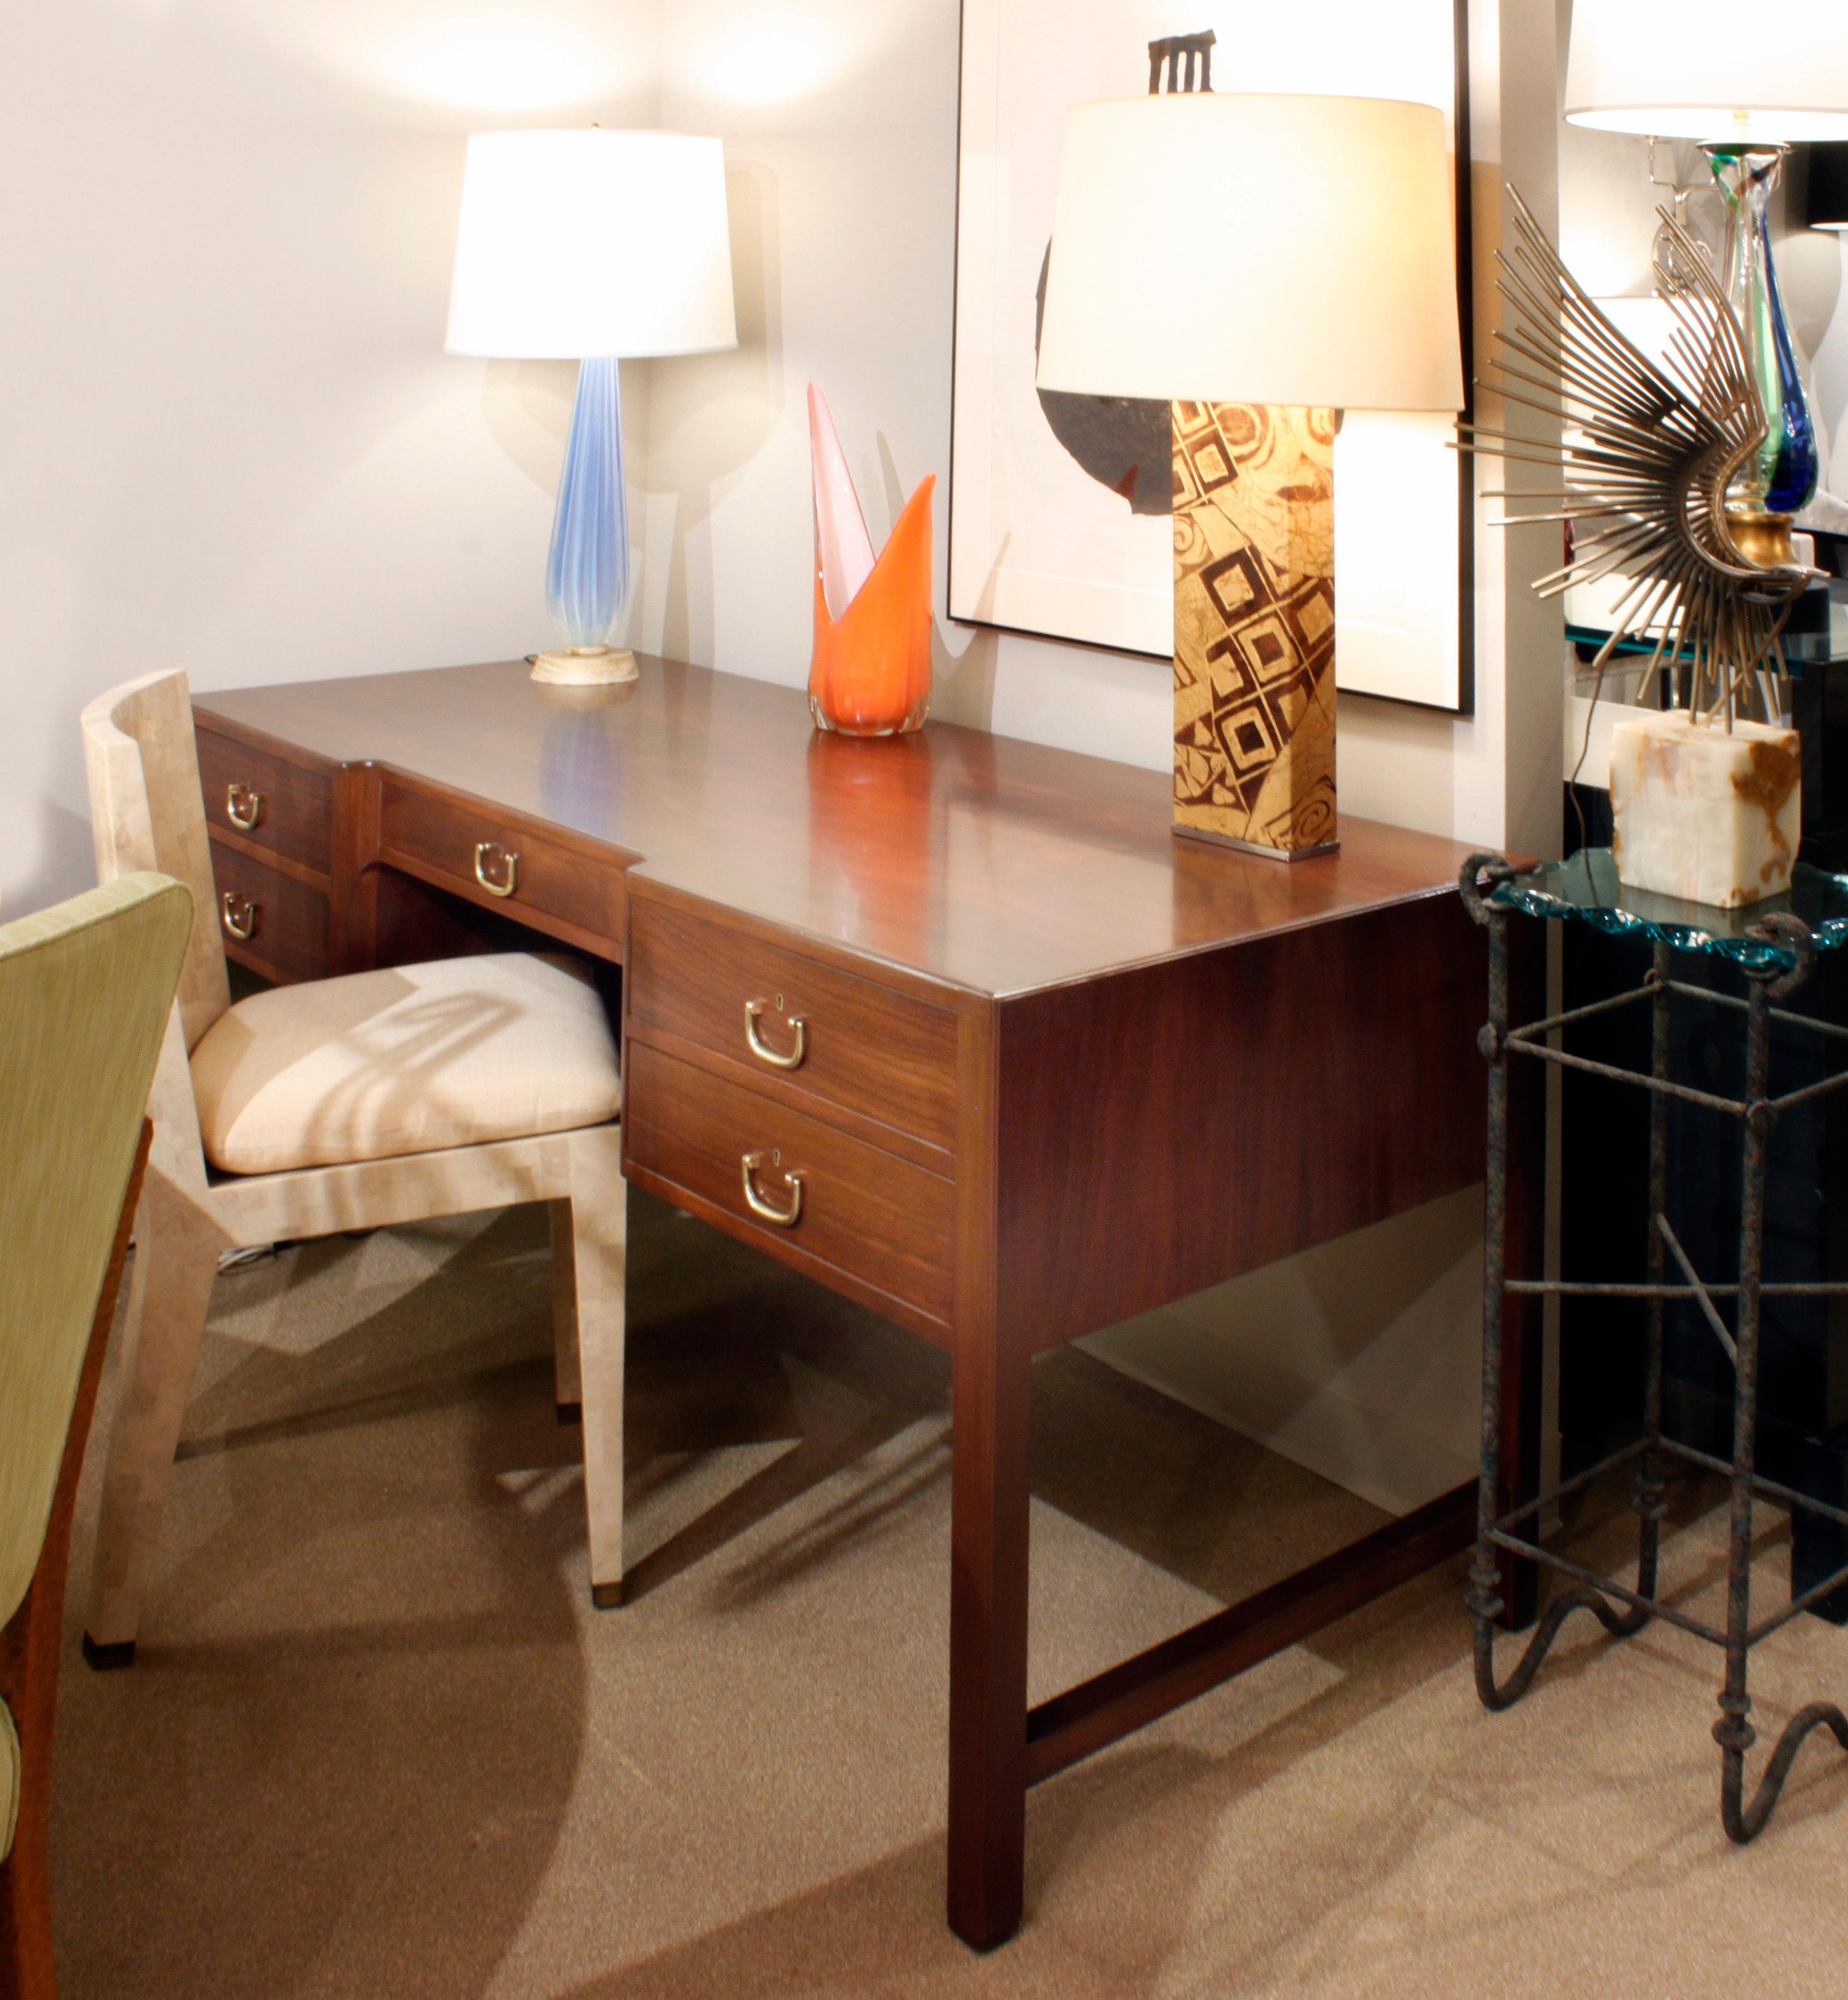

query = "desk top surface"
[197, 655, 1485, 997]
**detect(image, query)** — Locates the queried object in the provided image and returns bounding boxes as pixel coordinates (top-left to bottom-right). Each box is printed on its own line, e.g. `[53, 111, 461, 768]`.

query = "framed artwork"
[949, 0, 1474, 713]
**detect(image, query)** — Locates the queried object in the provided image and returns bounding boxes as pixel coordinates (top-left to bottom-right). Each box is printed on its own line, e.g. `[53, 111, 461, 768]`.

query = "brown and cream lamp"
[1036, 44, 1464, 857]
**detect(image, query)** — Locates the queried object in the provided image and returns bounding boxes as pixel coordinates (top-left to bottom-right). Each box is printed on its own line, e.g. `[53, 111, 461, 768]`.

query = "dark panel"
[993, 893, 1488, 1349]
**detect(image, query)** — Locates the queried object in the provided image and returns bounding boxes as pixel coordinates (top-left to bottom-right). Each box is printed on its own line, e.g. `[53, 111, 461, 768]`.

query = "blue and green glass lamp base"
[1705, 143, 1820, 527]
[531, 355, 638, 686]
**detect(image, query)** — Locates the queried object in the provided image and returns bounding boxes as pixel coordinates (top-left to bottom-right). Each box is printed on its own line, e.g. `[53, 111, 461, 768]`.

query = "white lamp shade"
[1036, 93, 1463, 413]
[1566, 1, 1848, 143]
[446, 129, 737, 360]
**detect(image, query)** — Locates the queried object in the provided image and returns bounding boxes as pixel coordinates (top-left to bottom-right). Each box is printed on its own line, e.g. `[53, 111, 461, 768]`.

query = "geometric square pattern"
[1173, 403, 1337, 852]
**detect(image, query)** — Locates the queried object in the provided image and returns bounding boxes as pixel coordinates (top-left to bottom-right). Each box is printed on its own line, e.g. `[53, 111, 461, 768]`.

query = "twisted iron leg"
[1465, 885, 1644, 1712]
[1630, 946, 1672, 1595]
[1717, 943, 1848, 1841]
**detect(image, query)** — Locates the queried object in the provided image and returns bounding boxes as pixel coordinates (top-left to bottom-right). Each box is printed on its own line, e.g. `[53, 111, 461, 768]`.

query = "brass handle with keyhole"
[220, 891, 258, 941]
[225, 783, 264, 831]
[744, 998, 807, 1069]
[740, 1150, 803, 1227]
[473, 841, 520, 898]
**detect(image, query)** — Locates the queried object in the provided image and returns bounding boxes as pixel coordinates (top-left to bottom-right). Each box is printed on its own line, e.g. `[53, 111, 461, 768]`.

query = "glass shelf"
[1490, 849, 1848, 972]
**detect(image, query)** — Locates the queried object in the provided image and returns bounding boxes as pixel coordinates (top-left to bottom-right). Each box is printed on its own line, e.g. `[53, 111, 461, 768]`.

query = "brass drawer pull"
[473, 841, 520, 898]
[744, 998, 807, 1070]
[740, 1150, 803, 1227]
[225, 783, 264, 831]
[220, 890, 258, 941]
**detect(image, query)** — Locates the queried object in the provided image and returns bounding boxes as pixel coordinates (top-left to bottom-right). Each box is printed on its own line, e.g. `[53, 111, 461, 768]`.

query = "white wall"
[0, 0, 659, 915]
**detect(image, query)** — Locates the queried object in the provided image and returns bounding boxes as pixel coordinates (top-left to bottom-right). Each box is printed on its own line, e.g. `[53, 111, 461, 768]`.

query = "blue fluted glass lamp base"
[533, 355, 637, 686]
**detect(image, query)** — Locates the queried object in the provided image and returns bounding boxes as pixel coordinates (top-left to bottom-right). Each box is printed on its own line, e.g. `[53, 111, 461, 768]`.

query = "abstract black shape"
[1033, 243, 1173, 518]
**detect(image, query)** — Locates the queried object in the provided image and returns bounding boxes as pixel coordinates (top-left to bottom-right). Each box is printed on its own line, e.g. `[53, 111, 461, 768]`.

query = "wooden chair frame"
[0, 1124, 149, 2000]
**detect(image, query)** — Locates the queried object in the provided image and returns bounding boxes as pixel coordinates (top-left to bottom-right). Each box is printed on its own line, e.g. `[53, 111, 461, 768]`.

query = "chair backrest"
[0, 874, 192, 1633]
[81, 669, 230, 1052]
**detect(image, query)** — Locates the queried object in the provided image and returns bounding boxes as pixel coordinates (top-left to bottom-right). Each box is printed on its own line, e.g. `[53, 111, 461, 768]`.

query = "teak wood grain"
[627, 891, 960, 1154]
[195, 658, 1495, 997]
[195, 727, 333, 874]
[623, 1042, 955, 1332]
[206, 840, 331, 985]
[996, 896, 1485, 1351]
[377, 771, 629, 959]
[189, 655, 1515, 1953]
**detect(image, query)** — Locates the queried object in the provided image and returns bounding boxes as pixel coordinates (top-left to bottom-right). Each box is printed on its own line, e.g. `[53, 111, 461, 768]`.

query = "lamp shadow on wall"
[480, 359, 579, 489]
[872, 432, 1000, 734]
[649, 164, 784, 666]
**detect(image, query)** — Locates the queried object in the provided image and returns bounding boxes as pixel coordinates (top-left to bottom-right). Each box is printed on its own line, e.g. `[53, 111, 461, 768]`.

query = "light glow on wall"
[665, 4, 855, 109]
[382, 13, 624, 112]
[208, 0, 641, 113]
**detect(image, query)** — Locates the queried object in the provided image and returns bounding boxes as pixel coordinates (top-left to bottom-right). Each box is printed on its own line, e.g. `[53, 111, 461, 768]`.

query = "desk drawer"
[627, 899, 958, 1152]
[210, 843, 329, 983]
[196, 729, 332, 874]
[624, 1043, 954, 1325]
[378, 777, 622, 955]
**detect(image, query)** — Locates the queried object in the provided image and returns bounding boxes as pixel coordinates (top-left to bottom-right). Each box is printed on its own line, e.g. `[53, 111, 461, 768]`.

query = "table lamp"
[446, 129, 737, 685]
[1036, 62, 1462, 859]
[1565, 0, 1848, 531]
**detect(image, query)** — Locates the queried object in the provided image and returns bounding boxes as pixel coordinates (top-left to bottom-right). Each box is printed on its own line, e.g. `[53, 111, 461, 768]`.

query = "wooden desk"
[191, 656, 1520, 1948]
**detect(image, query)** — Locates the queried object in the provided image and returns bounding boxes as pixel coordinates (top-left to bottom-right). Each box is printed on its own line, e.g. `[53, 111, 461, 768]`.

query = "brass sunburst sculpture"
[1463, 189, 1816, 727]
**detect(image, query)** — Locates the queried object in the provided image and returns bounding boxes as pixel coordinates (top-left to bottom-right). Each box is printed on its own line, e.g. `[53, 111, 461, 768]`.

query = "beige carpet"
[48, 1192, 1848, 1998]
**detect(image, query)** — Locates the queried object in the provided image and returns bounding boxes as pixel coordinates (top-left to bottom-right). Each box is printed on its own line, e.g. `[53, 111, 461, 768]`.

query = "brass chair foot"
[590, 1581, 623, 1611]
[555, 1401, 583, 1427]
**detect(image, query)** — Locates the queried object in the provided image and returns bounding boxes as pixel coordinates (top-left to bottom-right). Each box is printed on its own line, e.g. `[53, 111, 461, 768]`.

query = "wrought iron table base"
[1463, 855, 1848, 1843]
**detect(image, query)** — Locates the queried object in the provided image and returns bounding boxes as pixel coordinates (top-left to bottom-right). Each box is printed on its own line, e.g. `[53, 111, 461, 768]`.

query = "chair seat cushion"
[190, 954, 620, 1176]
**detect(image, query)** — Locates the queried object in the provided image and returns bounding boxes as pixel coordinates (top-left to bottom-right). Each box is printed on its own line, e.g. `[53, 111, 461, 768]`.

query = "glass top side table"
[1488, 848, 1848, 973]
[1461, 849, 1848, 1844]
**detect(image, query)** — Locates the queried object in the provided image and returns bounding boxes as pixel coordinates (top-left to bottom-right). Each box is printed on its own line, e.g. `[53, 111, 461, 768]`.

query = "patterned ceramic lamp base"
[1172, 403, 1338, 859]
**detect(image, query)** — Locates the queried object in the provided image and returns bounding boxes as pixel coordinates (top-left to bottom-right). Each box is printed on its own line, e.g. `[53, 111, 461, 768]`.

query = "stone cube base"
[1609, 711, 1801, 910]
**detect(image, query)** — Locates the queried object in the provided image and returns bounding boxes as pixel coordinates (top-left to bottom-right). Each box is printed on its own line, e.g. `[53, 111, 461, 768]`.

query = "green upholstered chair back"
[81, 670, 230, 1052]
[0, 875, 192, 1633]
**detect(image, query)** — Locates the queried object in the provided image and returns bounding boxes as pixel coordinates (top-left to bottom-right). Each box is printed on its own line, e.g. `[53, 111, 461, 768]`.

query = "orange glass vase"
[806, 383, 934, 735]
[808, 473, 935, 737]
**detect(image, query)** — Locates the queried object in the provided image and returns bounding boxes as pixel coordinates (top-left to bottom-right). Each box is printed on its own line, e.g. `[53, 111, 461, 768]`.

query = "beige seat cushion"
[190, 954, 620, 1177]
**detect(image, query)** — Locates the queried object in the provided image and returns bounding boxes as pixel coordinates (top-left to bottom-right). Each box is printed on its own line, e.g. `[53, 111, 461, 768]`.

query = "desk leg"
[947, 1312, 1033, 1950]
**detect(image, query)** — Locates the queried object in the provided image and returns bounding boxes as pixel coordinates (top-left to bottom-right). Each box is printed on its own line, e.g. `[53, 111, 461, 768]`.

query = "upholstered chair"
[80, 670, 628, 1664]
[1, 874, 193, 2000]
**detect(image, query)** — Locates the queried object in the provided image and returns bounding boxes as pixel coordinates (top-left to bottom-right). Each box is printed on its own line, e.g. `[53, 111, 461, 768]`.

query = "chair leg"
[83, 1180, 223, 1664]
[0, 1758, 56, 2000]
[567, 1129, 627, 1609]
[548, 1198, 583, 1421]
